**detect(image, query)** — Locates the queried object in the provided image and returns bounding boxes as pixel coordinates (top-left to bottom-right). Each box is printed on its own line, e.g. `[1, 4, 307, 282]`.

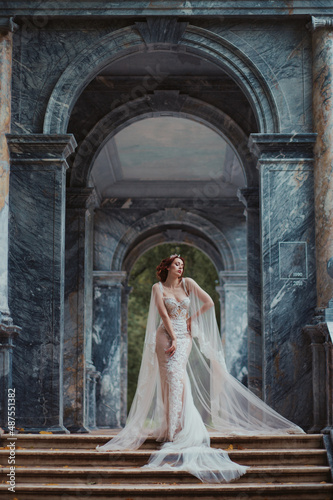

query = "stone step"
[0, 433, 323, 450]
[2, 465, 331, 484]
[0, 448, 328, 466]
[1, 482, 332, 500]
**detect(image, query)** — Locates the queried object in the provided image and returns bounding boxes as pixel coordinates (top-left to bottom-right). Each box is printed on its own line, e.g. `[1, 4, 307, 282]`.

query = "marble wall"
[251, 133, 317, 429]
[11, 18, 130, 134]
[195, 18, 313, 134]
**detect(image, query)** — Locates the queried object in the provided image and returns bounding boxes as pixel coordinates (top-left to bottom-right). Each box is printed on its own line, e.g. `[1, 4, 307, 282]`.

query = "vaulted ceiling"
[68, 48, 257, 199]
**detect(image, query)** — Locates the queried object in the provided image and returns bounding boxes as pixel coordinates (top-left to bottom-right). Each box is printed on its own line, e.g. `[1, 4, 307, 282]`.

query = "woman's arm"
[185, 277, 214, 321]
[152, 283, 177, 355]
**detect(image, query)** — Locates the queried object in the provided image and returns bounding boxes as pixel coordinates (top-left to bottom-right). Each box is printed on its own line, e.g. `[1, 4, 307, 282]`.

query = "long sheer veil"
[97, 278, 304, 457]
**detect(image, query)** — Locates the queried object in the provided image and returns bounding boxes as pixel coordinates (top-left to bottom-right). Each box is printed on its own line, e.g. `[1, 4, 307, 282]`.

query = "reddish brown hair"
[156, 255, 185, 282]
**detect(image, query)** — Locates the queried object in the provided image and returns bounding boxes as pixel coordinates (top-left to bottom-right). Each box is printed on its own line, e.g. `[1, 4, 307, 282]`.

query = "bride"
[97, 254, 304, 483]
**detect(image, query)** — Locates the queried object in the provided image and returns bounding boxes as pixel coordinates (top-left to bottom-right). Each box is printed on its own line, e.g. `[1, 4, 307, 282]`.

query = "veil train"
[97, 279, 304, 483]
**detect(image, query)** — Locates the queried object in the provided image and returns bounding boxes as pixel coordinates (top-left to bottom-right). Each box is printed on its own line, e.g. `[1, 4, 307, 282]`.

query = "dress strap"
[182, 278, 189, 296]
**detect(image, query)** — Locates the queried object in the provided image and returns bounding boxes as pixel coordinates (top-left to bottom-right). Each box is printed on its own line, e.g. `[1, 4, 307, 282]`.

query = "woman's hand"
[186, 316, 192, 334]
[166, 338, 177, 356]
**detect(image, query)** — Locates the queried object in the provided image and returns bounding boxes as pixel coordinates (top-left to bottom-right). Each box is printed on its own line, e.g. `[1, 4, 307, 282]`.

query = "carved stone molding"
[249, 133, 317, 160]
[7, 134, 77, 163]
[66, 188, 99, 210]
[163, 228, 185, 242]
[304, 322, 330, 345]
[219, 270, 247, 287]
[309, 16, 333, 32]
[2, 2, 333, 17]
[93, 271, 127, 287]
[135, 18, 188, 45]
[0, 17, 18, 34]
[237, 187, 259, 211]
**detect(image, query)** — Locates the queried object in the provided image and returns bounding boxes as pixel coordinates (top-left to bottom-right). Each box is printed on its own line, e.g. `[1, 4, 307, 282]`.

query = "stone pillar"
[215, 284, 225, 339]
[64, 188, 99, 432]
[0, 19, 21, 430]
[0, 18, 17, 326]
[7, 134, 76, 432]
[120, 284, 132, 426]
[219, 271, 248, 385]
[250, 133, 316, 430]
[323, 338, 333, 433]
[303, 323, 330, 432]
[85, 364, 100, 429]
[0, 327, 18, 430]
[311, 16, 333, 308]
[238, 188, 262, 398]
[93, 271, 127, 428]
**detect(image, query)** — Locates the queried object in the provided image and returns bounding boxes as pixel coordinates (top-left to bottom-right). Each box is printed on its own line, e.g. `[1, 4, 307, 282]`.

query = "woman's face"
[168, 258, 184, 278]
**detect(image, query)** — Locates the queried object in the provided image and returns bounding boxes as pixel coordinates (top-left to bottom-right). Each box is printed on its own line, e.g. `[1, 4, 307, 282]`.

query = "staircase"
[0, 432, 332, 499]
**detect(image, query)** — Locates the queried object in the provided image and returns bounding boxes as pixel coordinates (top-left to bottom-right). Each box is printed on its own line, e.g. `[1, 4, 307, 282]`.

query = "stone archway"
[51, 23, 280, 429]
[111, 210, 235, 272]
[92, 208, 247, 428]
[70, 94, 257, 189]
[59, 20, 314, 432]
[43, 23, 283, 136]
[5, 11, 318, 435]
[60, 36, 263, 428]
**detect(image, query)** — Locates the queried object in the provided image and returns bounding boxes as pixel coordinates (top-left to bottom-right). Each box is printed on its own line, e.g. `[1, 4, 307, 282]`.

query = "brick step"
[0, 448, 328, 466]
[0, 433, 323, 450]
[3, 465, 331, 484]
[0, 482, 332, 500]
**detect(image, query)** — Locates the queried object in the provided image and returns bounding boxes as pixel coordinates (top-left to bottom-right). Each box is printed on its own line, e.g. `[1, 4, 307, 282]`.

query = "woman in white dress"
[97, 255, 304, 483]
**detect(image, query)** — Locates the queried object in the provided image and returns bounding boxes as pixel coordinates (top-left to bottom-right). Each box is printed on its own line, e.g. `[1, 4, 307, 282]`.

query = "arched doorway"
[62, 35, 261, 430]
[6, 15, 316, 434]
[86, 110, 249, 427]
[126, 243, 222, 411]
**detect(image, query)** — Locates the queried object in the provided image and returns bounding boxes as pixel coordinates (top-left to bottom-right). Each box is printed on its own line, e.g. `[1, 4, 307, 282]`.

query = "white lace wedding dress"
[97, 278, 304, 483]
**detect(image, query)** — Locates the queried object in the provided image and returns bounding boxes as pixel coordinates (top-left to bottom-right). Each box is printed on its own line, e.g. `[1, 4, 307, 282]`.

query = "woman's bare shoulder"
[184, 277, 196, 288]
[184, 277, 195, 284]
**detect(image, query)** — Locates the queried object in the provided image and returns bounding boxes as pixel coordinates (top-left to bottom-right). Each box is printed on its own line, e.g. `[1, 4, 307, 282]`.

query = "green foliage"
[127, 244, 220, 410]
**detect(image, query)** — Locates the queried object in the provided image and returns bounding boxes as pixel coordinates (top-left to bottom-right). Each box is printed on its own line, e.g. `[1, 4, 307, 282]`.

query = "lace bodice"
[163, 297, 190, 322]
[159, 281, 190, 335]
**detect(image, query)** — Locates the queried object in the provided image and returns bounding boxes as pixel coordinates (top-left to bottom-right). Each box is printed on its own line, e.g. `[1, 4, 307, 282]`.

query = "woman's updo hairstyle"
[156, 254, 185, 282]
